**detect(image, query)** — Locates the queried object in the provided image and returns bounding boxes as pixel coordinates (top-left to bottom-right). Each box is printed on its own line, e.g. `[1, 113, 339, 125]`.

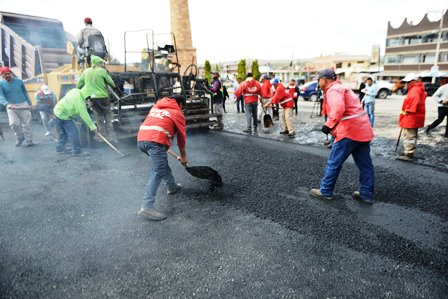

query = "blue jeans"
[245, 102, 258, 128]
[320, 138, 374, 200]
[138, 141, 177, 209]
[55, 117, 81, 154]
[236, 96, 245, 113]
[364, 102, 375, 126]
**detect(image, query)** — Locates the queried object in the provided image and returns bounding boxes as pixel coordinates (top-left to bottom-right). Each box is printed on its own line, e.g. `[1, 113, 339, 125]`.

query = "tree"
[204, 60, 212, 83]
[214, 64, 220, 72]
[251, 60, 261, 80]
[237, 59, 246, 80]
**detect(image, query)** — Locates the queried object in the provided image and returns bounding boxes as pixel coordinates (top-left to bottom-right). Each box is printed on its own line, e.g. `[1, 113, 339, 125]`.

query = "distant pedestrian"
[209, 71, 224, 130]
[396, 73, 427, 161]
[53, 88, 98, 156]
[222, 84, 229, 113]
[361, 77, 377, 126]
[234, 72, 262, 133]
[425, 83, 448, 138]
[288, 79, 300, 116]
[259, 74, 273, 121]
[34, 85, 56, 136]
[310, 69, 375, 204]
[358, 77, 367, 104]
[233, 78, 245, 113]
[77, 17, 107, 67]
[137, 95, 187, 221]
[265, 78, 295, 138]
[0, 67, 34, 146]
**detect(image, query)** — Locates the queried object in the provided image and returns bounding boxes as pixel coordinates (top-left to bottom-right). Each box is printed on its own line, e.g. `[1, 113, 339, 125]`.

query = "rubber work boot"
[242, 128, 252, 133]
[309, 188, 333, 200]
[167, 183, 182, 195]
[288, 132, 295, 138]
[137, 208, 167, 221]
[279, 130, 289, 135]
[15, 137, 24, 147]
[396, 155, 413, 162]
[352, 191, 374, 205]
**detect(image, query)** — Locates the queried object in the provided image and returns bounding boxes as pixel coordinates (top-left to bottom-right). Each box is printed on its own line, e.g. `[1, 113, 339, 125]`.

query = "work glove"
[321, 125, 332, 135]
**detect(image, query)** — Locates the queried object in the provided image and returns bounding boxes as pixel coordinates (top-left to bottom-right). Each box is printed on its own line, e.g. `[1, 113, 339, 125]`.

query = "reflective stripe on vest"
[340, 112, 367, 121]
[243, 93, 259, 97]
[279, 98, 293, 105]
[139, 125, 173, 139]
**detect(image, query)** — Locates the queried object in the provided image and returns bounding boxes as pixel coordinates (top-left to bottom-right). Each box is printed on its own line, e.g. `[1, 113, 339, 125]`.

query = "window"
[423, 54, 435, 63]
[402, 55, 419, 64]
[336, 63, 342, 68]
[440, 53, 448, 62]
[403, 35, 422, 45]
[422, 33, 438, 43]
[385, 55, 399, 64]
[386, 38, 401, 47]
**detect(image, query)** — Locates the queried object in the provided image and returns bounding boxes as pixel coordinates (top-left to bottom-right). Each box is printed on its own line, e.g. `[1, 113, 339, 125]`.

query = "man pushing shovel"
[137, 95, 188, 221]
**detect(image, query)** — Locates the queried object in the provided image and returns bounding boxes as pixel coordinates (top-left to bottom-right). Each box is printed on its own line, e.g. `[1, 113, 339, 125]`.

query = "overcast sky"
[1, 0, 446, 64]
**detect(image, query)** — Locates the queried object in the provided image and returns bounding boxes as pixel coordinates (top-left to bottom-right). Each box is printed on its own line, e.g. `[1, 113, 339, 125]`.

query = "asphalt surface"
[0, 114, 447, 298]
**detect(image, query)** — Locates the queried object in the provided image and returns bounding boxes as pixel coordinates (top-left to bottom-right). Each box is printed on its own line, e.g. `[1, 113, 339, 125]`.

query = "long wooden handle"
[97, 132, 124, 157]
[167, 149, 180, 160]
[395, 128, 403, 152]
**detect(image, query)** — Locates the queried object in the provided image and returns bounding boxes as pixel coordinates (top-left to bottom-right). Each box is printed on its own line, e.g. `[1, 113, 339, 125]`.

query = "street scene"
[1, 0, 448, 298]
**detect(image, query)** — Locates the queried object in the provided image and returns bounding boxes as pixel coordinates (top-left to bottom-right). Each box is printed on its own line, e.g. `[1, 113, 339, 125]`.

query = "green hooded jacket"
[76, 55, 116, 99]
[53, 88, 97, 130]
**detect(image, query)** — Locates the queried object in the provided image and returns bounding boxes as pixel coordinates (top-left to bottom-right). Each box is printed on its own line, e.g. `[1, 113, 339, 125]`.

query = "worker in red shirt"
[137, 95, 188, 221]
[259, 74, 273, 122]
[234, 72, 262, 133]
[264, 78, 295, 138]
[397, 73, 427, 161]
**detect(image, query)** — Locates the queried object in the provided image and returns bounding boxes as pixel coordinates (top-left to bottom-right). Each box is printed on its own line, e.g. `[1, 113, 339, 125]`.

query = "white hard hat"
[401, 73, 418, 82]
[41, 85, 51, 95]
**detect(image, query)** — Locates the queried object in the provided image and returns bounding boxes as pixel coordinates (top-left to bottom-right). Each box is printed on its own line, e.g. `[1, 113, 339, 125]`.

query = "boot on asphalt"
[309, 188, 333, 200]
[352, 191, 374, 205]
[137, 208, 167, 221]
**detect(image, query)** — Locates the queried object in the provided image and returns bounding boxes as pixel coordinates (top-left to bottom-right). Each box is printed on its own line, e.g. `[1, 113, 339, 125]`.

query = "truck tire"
[377, 89, 389, 99]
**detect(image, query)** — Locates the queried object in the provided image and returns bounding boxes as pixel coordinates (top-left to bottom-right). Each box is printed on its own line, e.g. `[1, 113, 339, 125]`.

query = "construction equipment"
[6, 11, 218, 141]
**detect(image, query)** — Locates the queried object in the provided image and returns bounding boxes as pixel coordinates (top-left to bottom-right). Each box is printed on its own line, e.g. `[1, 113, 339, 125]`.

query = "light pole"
[432, 10, 445, 84]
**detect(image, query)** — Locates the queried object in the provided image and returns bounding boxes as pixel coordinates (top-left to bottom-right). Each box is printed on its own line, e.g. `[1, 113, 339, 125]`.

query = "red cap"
[1, 66, 11, 74]
[84, 17, 92, 24]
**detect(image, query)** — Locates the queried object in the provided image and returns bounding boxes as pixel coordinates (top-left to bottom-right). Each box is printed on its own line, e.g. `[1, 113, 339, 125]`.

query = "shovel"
[167, 150, 223, 186]
[263, 108, 274, 128]
[97, 132, 127, 158]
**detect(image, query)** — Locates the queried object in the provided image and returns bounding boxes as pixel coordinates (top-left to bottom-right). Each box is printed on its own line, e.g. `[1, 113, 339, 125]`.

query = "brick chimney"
[170, 0, 197, 74]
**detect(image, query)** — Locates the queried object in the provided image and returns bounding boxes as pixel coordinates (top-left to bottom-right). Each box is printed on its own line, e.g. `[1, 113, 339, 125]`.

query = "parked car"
[299, 81, 319, 101]
[374, 80, 393, 99]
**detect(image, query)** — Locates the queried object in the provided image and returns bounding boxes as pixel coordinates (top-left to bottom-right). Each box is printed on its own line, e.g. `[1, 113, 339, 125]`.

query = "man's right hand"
[180, 156, 188, 166]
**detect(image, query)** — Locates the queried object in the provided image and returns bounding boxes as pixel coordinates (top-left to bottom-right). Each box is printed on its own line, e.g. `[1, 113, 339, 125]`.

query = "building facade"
[383, 11, 448, 79]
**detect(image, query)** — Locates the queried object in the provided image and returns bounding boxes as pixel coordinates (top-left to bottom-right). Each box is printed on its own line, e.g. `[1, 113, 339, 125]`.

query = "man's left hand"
[321, 125, 332, 134]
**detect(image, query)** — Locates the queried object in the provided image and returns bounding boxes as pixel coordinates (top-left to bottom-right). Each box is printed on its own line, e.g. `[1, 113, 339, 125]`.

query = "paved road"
[0, 120, 447, 298]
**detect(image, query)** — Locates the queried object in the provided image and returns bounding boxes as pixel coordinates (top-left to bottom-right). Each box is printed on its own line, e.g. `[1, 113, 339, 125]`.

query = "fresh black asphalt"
[0, 128, 447, 298]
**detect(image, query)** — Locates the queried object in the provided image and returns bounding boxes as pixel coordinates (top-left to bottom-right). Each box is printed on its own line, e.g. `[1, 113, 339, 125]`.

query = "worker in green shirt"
[77, 55, 117, 143]
[53, 88, 98, 156]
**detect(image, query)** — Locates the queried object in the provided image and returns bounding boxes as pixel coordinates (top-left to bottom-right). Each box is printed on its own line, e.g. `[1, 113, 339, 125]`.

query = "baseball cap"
[41, 85, 51, 95]
[401, 73, 418, 82]
[270, 78, 279, 85]
[84, 17, 92, 24]
[212, 71, 219, 75]
[316, 68, 337, 80]
[1, 66, 11, 74]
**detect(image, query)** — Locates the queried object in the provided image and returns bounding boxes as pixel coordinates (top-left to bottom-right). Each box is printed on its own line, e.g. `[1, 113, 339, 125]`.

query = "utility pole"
[432, 10, 445, 84]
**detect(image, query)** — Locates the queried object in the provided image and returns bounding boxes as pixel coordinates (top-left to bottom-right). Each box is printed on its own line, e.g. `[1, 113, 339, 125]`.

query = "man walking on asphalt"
[265, 78, 295, 138]
[425, 83, 448, 138]
[396, 73, 427, 161]
[233, 77, 245, 113]
[0, 67, 34, 146]
[77, 55, 117, 143]
[137, 95, 188, 221]
[34, 85, 56, 137]
[53, 88, 99, 156]
[77, 17, 107, 67]
[234, 72, 262, 133]
[360, 77, 377, 126]
[209, 71, 224, 130]
[288, 79, 300, 116]
[310, 69, 375, 204]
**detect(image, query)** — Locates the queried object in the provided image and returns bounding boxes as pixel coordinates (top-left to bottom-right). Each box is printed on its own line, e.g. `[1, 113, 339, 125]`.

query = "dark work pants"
[427, 106, 448, 136]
